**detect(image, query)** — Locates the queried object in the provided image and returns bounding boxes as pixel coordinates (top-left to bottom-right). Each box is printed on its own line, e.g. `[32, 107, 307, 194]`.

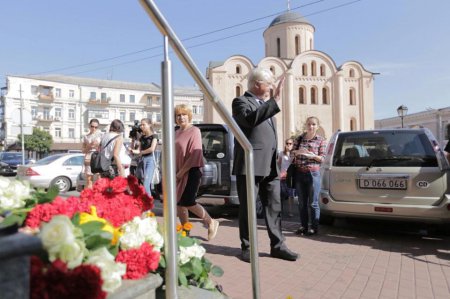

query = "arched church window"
[311, 61, 317, 76]
[322, 87, 329, 104]
[349, 88, 356, 105]
[302, 63, 307, 76]
[349, 68, 355, 77]
[277, 38, 281, 57]
[235, 85, 241, 97]
[309, 38, 313, 49]
[299, 87, 305, 104]
[320, 64, 326, 76]
[236, 65, 241, 74]
[311, 87, 317, 104]
[295, 35, 300, 55]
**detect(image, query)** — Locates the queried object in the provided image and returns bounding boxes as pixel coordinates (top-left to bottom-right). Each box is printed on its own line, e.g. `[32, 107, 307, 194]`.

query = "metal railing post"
[161, 36, 178, 299]
[139, 1, 260, 298]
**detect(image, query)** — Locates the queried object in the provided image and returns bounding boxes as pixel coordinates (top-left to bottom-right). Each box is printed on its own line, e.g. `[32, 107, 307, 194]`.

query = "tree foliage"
[18, 128, 53, 153]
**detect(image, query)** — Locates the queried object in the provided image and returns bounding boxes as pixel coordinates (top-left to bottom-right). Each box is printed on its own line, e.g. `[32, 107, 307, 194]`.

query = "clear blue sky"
[2, 0, 450, 119]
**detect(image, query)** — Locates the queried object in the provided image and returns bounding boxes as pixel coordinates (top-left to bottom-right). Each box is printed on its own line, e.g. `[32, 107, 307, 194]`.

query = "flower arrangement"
[0, 175, 223, 298]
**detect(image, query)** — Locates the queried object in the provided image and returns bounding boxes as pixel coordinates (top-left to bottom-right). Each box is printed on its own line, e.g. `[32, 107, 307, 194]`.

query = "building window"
[69, 90, 74, 98]
[147, 95, 152, 106]
[90, 92, 96, 100]
[309, 38, 313, 49]
[55, 108, 62, 118]
[31, 106, 37, 118]
[156, 113, 161, 122]
[147, 112, 153, 120]
[235, 85, 241, 97]
[320, 64, 326, 76]
[349, 88, 356, 105]
[311, 61, 317, 76]
[276, 38, 281, 57]
[295, 35, 300, 55]
[120, 112, 125, 121]
[198, 105, 203, 115]
[299, 87, 305, 104]
[155, 96, 161, 105]
[302, 64, 307, 76]
[101, 92, 107, 100]
[322, 87, 329, 105]
[55, 88, 61, 98]
[129, 112, 136, 122]
[69, 109, 75, 119]
[311, 87, 317, 104]
[120, 94, 125, 103]
[31, 85, 38, 95]
[349, 68, 355, 77]
[55, 128, 61, 138]
[236, 65, 241, 74]
[43, 107, 50, 119]
[350, 118, 357, 131]
[69, 128, 75, 138]
[192, 105, 198, 114]
[129, 95, 135, 103]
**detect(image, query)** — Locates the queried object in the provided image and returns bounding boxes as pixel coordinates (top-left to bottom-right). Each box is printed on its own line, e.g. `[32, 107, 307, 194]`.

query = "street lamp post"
[397, 105, 408, 128]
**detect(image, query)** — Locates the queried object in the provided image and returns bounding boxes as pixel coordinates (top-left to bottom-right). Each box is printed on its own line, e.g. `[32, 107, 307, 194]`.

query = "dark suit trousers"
[236, 175, 286, 250]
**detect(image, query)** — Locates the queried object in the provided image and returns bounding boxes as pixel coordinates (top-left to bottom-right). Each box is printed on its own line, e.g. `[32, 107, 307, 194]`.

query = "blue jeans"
[142, 155, 156, 196]
[294, 170, 321, 228]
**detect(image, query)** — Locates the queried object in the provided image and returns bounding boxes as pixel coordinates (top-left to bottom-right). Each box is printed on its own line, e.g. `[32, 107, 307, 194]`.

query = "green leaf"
[159, 256, 166, 268]
[190, 258, 203, 277]
[79, 221, 105, 235]
[84, 231, 113, 249]
[0, 213, 26, 228]
[210, 265, 224, 277]
[71, 213, 80, 226]
[178, 237, 195, 247]
[108, 243, 119, 257]
[178, 270, 188, 286]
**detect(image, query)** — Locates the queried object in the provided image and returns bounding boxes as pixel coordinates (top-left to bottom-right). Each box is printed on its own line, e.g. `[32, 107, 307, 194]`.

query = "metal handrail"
[138, 1, 260, 298]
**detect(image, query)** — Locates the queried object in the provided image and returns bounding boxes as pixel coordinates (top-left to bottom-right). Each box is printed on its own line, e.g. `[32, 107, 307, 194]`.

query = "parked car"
[0, 151, 32, 176]
[320, 128, 450, 225]
[17, 153, 84, 193]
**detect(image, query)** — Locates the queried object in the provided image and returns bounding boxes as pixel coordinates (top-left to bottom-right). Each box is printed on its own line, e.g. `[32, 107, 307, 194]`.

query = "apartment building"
[0, 75, 203, 151]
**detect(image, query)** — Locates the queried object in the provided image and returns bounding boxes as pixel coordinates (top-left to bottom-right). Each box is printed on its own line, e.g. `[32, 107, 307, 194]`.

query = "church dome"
[269, 11, 310, 27]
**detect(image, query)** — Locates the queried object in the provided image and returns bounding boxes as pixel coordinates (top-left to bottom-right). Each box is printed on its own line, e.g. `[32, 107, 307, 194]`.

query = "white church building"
[204, 10, 375, 146]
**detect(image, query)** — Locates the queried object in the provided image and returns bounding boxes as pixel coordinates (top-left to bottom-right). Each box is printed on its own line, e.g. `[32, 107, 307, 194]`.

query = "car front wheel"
[51, 176, 71, 193]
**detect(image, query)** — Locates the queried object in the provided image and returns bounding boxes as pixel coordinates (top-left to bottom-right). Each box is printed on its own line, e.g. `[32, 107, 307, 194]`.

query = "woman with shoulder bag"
[100, 119, 130, 178]
[278, 138, 296, 217]
[138, 118, 158, 197]
[291, 116, 327, 236]
[82, 119, 102, 189]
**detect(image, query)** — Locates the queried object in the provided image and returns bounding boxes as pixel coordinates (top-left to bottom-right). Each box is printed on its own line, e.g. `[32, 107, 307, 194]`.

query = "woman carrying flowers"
[175, 104, 219, 241]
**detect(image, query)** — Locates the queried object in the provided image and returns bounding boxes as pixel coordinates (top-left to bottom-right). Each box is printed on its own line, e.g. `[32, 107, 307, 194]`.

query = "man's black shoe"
[240, 249, 250, 263]
[270, 247, 299, 261]
[295, 226, 306, 235]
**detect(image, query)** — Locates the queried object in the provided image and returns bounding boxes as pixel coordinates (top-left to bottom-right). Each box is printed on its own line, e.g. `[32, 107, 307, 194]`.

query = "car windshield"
[201, 129, 227, 159]
[0, 153, 22, 160]
[332, 131, 438, 167]
[34, 154, 65, 165]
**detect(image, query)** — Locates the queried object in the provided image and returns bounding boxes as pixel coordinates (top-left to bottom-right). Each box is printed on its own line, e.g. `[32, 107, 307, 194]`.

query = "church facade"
[204, 11, 375, 147]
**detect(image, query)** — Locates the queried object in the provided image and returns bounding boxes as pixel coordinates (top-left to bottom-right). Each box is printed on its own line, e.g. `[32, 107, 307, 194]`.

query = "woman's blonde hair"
[174, 104, 193, 123]
[305, 116, 320, 126]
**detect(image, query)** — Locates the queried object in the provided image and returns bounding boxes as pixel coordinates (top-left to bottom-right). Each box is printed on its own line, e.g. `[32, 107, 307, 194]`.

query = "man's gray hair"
[247, 67, 274, 90]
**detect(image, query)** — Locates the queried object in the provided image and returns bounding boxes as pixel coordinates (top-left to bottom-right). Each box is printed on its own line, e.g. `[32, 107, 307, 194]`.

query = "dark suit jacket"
[232, 91, 280, 177]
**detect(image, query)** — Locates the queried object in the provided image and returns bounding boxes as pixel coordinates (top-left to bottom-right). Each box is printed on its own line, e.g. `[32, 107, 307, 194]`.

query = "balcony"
[34, 115, 54, 123]
[88, 97, 111, 105]
[38, 93, 54, 102]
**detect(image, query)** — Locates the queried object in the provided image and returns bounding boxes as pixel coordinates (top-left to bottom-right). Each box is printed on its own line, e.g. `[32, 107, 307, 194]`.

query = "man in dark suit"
[232, 67, 298, 262]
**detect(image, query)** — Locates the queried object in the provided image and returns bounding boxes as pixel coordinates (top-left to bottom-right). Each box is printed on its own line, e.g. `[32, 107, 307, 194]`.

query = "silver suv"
[320, 129, 450, 224]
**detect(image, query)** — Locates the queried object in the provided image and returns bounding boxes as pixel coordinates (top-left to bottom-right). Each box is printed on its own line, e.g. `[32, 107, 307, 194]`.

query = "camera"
[129, 120, 142, 139]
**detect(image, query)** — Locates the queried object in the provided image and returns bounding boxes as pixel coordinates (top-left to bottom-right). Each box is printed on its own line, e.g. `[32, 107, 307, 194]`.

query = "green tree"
[18, 128, 53, 155]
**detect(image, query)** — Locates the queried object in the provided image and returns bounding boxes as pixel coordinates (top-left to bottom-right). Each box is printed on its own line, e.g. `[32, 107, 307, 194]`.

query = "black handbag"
[286, 163, 296, 188]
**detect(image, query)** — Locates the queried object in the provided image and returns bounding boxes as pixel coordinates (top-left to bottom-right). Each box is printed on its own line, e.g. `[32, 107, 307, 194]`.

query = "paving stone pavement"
[179, 215, 450, 299]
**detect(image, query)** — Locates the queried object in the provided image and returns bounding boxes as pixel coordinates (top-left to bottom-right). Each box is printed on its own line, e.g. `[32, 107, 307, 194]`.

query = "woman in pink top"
[175, 104, 219, 241]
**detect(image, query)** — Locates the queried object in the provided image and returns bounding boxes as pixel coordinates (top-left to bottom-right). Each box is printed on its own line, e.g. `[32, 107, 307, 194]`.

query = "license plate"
[359, 178, 407, 190]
